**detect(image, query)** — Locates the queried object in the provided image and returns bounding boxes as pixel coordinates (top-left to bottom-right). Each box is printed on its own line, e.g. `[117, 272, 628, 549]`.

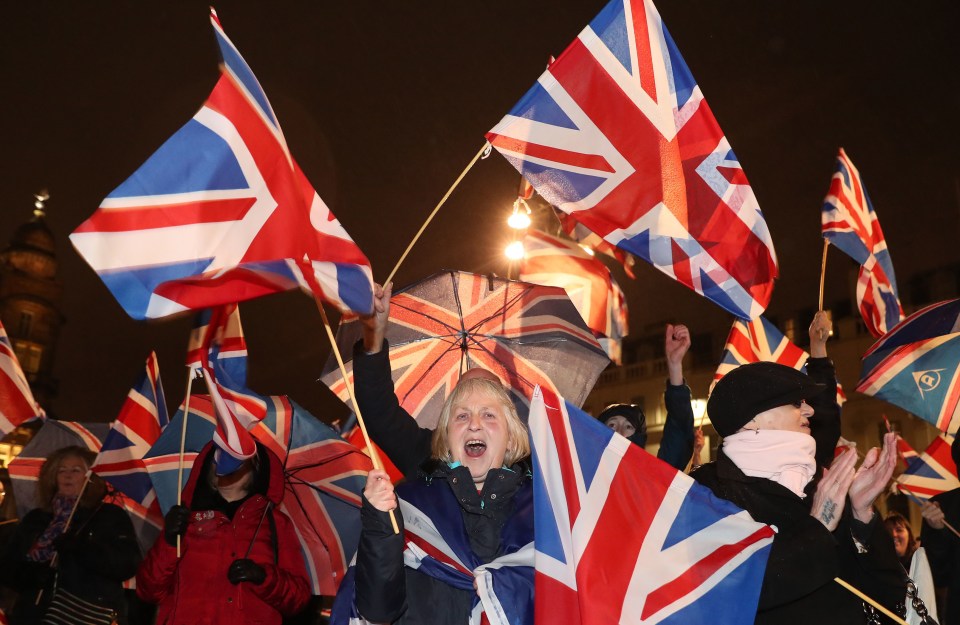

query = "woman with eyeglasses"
[0, 445, 140, 624]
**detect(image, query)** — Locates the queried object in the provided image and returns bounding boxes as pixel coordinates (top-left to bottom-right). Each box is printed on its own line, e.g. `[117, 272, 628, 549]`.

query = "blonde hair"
[431, 377, 530, 466]
[36, 446, 106, 511]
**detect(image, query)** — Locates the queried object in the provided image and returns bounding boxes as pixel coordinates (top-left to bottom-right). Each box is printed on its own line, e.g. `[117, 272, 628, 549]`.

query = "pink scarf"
[722, 430, 816, 499]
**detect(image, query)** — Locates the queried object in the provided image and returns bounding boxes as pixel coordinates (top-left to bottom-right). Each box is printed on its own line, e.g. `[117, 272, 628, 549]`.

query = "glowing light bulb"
[507, 210, 531, 230]
[505, 241, 525, 260]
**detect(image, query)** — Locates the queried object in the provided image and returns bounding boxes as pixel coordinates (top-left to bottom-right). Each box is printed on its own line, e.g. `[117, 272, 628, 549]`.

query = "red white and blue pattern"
[187, 305, 266, 468]
[69, 9, 373, 320]
[556, 209, 637, 279]
[858, 299, 960, 435]
[91, 352, 168, 519]
[894, 434, 959, 500]
[822, 148, 903, 337]
[529, 387, 774, 624]
[0, 320, 43, 431]
[714, 316, 846, 405]
[487, 0, 778, 320]
[520, 230, 629, 364]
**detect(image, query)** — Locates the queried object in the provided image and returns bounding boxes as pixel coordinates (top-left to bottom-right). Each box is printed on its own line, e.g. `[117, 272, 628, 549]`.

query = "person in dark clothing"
[0, 445, 141, 625]
[598, 323, 695, 470]
[344, 376, 534, 625]
[693, 359, 905, 625]
[920, 434, 960, 625]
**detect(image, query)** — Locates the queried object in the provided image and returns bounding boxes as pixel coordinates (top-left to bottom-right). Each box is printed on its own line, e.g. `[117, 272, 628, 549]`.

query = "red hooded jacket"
[136, 443, 311, 624]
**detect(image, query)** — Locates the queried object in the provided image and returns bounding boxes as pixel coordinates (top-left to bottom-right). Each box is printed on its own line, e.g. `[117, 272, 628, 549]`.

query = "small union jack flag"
[894, 433, 959, 501]
[520, 230, 629, 364]
[822, 148, 903, 337]
[556, 209, 637, 278]
[530, 387, 774, 624]
[715, 316, 846, 406]
[488, 0, 778, 320]
[0, 319, 43, 431]
[69, 8, 373, 320]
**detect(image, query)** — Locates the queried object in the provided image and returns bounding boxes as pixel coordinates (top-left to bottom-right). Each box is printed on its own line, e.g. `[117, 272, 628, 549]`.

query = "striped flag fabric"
[821, 148, 903, 337]
[0, 319, 43, 432]
[187, 305, 266, 469]
[69, 8, 373, 320]
[555, 209, 637, 279]
[519, 230, 628, 364]
[487, 0, 778, 320]
[529, 387, 774, 624]
[714, 316, 846, 405]
[894, 434, 959, 501]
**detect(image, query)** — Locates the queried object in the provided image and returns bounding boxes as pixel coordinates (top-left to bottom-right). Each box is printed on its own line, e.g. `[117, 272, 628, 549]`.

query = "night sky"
[2, 2, 959, 424]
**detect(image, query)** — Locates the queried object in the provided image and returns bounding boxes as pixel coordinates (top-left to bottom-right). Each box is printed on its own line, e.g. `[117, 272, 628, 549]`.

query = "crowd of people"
[0, 289, 956, 625]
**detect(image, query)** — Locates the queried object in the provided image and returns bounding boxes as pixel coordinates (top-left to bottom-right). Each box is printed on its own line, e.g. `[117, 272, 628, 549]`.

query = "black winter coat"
[0, 501, 141, 625]
[921, 487, 960, 625]
[692, 451, 905, 625]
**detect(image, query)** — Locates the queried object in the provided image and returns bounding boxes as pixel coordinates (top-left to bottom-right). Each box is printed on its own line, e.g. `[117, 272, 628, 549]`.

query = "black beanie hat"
[707, 362, 828, 437]
[598, 403, 646, 433]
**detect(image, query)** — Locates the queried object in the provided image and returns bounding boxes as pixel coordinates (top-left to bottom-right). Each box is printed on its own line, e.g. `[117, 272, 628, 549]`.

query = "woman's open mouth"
[464, 439, 487, 458]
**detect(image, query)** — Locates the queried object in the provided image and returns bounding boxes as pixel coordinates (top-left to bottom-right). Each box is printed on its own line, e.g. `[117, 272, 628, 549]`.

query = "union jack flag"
[91, 351, 168, 533]
[487, 0, 778, 321]
[530, 387, 774, 624]
[0, 319, 43, 431]
[556, 209, 637, 278]
[894, 433, 959, 501]
[714, 316, 846, 406]
[821, 148, 903, 337]
[187, 305, 266, 468]
[520, 230, 628, 363]
[69, 8, 373, 320]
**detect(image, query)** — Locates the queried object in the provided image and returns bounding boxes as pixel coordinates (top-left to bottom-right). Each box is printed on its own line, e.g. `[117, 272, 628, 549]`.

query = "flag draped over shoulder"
[0, 320, 42, 432]
[714, 316, 846, 405]
[519, 230, 628, 364]
[487, 0, 778, 320]
[821, 148, 903, 337]
[70, 8, 373, 320]
[187, 304, 265, 469]
[529, 387, 774, 625]
[894, 433, 959, 501]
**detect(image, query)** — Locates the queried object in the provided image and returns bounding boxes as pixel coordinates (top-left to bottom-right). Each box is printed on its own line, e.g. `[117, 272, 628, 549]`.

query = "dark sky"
[2, 2, 959, 424]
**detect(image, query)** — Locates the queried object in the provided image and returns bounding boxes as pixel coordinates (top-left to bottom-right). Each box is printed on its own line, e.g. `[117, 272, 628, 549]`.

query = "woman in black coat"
[0, 446, 141, 624]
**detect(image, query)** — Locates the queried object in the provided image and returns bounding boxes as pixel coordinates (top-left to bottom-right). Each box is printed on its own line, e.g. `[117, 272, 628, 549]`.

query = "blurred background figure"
[884, 511, 938, 625]
[920, 435, 960, 625]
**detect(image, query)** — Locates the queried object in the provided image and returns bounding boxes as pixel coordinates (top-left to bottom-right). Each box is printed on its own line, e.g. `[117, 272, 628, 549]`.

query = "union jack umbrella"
[143, 394, 369, 595]
[857, 298, 960, 435]
[893, 433, 959, 501]
[320, 270, 610, 430]
[8, 420, 109, 519]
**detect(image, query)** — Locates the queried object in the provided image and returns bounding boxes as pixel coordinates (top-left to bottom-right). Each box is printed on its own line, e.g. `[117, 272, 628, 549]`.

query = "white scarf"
[723, 430, 817, 498]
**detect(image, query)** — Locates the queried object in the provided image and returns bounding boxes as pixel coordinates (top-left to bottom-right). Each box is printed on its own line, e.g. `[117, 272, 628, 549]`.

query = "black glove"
[163, 505, 190, 546]
[227, 558, 266, 585]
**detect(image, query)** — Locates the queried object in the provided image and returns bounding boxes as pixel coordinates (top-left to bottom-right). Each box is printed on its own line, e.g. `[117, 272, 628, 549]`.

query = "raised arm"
[659, 324, 695, 471]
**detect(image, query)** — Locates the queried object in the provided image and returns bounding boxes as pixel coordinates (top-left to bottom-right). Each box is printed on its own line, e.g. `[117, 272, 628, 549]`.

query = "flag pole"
[175, 369, 199, 557]
[818, 239, 829, 311]
[834, 578, 908, 625]
[385, 142, 491, 286]
[310, 293, 400, 535]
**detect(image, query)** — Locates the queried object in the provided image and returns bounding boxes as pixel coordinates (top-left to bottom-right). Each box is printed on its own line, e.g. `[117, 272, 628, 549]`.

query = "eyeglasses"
[789, 399, 808, 409]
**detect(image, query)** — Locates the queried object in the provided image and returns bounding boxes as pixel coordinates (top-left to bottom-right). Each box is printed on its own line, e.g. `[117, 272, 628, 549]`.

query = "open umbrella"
[321, 270, 610, 429]
[857, 298, 960, 434]
[8, 420, 109, 518]
[143, 394, 370, 595]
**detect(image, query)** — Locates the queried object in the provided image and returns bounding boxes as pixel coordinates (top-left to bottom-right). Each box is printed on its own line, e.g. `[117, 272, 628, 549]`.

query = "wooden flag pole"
[834, 578, 909, 625]
[313, 297, 400, 535]
[818, 239, 829, 311]
[385, 142, 491, 286]
[175, 369, 199, 557]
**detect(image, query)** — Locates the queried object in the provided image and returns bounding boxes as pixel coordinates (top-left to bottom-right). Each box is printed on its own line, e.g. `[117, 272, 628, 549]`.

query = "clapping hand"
[810, 447, 857, 531]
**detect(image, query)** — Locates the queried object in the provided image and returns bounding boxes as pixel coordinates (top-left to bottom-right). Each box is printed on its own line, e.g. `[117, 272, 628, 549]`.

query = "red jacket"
[136, 444, 311, 624]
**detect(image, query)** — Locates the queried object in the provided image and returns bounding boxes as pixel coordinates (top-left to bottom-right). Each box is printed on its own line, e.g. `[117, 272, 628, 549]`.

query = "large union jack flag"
[894, 433, 959, 501]
[529, 387, 774, 624]
[714, 316, 846, 405]
[91, 351, 168, 517]
[487, 0, 778, 320]
[822, 148, 903, 337]
[520, 230, 628, 364]
[187, 305, 266, 468]
[69, 8, 373, 320]
[0, 320, 43, 431]
[556, 209, 637, 279]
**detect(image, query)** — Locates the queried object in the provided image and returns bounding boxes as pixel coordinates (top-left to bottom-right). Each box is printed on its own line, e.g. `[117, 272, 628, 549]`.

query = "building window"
[18, 311, 34, 337]
[12, 341, 42, 374]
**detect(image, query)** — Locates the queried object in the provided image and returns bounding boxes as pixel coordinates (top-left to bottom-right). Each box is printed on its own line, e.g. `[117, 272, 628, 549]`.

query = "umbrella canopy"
[321, 270, 610, 429]
[143, 394, 370, 595]
[8, 420, 109, 518]
[857, 298, 960, 434]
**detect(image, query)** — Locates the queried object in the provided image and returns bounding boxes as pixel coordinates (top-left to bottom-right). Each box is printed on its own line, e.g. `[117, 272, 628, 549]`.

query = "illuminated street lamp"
[505, 240, 525, 261]
[507, 198, 532, 230]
